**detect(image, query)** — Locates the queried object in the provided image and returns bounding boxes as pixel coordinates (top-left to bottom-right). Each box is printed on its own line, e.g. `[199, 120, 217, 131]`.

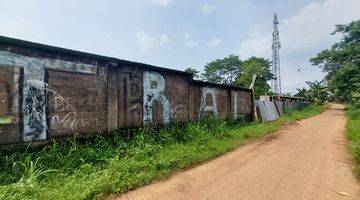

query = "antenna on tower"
[271, 13, 281, 95]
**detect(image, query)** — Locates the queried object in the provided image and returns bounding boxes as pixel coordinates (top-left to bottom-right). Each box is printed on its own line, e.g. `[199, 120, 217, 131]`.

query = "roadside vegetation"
[307, 19, 360, 179]
[0, 105, 323, 200]
[346, 105, 360, 179]
[0, 116, 11, 124]
[309, 19, 360, 104]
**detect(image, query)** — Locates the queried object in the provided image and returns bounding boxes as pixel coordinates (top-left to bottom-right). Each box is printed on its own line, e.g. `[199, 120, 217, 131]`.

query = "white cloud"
[136, 31, 157, 50]
[207, 37, 223, 47]
[136, 31, 170, 51]
[182, 33, 200, 48]
[160, 33, 170, 45]
[185, 40, 200, 48]
[153, 0, 173, 6]
[183, 33, 191, 41]
[202, 4, 215, 15]
[238, 0, 360, 59]
[238, 0, 360, 93]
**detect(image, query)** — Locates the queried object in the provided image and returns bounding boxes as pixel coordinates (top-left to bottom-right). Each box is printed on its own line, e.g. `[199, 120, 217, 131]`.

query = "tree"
[331, 62, 360, 102]
[294, 88, 308, 99]
[282, 92, 293, 97]
[184, 67, 200, 79]
[306, 80, 328, 105]
[201, 54, 242, 85]
[310, 20, 360, 103]
[235, 57, 273, 96]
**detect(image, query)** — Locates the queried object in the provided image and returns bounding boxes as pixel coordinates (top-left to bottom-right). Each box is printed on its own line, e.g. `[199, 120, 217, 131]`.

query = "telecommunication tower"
[271, 13, 281, 95]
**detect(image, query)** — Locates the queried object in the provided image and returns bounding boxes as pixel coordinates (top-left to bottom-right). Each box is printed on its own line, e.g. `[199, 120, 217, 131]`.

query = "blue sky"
[0, 0, 359, 93]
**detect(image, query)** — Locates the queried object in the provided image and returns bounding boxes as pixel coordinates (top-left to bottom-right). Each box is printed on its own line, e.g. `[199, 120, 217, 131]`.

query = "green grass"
[0, 116, 11, 124]
[346, 105, 360, 179]
[0, 105, 324, 200]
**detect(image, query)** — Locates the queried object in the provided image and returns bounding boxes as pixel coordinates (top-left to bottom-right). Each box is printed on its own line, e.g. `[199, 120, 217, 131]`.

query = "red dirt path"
[113, 106, 360, 200]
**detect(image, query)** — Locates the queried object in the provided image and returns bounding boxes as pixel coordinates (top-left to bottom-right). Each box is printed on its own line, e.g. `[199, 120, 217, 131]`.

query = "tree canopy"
[295, 81, 329, 105]
[201, 54, 242, 85]
[235, 57, 273, 96]
[310, 20, 360, 103]
[184, 67, 200, 79]
[200, 55, 273, 96]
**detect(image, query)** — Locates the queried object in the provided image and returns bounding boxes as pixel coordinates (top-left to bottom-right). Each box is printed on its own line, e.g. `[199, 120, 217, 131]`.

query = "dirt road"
[115, 107, 360, 200]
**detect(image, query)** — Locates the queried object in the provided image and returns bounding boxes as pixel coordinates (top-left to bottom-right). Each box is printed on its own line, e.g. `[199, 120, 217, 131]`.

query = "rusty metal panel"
[255, 100, 279, 122]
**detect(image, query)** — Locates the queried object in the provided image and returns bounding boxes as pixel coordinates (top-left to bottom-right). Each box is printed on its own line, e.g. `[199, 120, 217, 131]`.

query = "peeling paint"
[0, 50, 97, 74]
[264, 100, 279, 120]
[0, 50, 87, 141]
[143, 71, 170, 124]
[199, 87, 218, 118]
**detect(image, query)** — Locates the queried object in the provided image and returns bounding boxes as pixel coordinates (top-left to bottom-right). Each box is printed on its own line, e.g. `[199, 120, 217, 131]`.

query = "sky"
[0, 0, 359, 93]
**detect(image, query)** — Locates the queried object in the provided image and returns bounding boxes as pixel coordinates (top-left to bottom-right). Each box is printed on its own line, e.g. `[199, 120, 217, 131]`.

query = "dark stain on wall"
[118, 65, 143, 128]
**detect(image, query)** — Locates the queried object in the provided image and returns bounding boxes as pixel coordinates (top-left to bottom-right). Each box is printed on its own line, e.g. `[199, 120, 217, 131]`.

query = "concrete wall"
[0, 37, 254, 145]
[0, 66, 20, 144]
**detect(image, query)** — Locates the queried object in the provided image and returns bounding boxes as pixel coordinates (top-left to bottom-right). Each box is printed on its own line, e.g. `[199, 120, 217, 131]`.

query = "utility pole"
[271, 13, 281, 96]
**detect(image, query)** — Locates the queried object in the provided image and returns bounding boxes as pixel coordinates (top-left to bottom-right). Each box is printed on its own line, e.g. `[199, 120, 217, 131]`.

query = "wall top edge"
[192, 80, 252, 92]
[0, 35, 192, 77]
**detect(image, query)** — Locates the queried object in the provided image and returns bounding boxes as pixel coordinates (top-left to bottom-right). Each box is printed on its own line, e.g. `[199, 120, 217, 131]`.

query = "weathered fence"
[0, 36, 255, 145]
[255, 96, 309, 122]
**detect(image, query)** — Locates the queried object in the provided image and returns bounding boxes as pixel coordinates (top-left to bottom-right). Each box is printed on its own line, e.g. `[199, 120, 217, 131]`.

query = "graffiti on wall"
[0, 48, 257, 144]
[51, 96, 77, 131]
[199, 87, 218, 118]
[143, 71, 170, 124]
[22, 61, 47, 141]
[171, 104, 184, 119]
[0, 50, 95, 141]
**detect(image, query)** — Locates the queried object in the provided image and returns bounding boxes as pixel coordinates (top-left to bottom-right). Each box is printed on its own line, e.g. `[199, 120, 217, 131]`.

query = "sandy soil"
[112, 107, 360, 200]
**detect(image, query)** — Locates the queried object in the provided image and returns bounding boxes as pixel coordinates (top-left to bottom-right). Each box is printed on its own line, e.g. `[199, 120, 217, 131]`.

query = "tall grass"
[346, 105, 360, 178]
[0, 105, 324, 200]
